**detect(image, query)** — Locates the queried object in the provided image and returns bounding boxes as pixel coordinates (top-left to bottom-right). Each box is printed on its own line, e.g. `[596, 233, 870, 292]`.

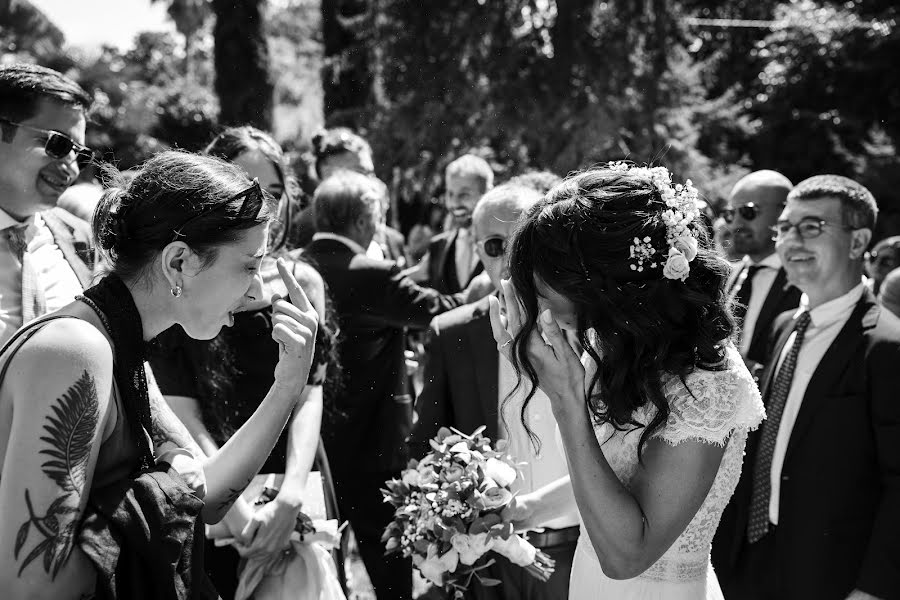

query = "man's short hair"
[445, 154, 494, 191]
[472, 184, 541, 227]
[0, 63, 92, 126]
[788, 175, 878, 230]
[312, 170, 381, 234]
[507, 170, 562, 195]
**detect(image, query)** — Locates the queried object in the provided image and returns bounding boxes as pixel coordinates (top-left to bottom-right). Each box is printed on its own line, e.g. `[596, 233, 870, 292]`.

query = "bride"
[490, 163, 764, 599]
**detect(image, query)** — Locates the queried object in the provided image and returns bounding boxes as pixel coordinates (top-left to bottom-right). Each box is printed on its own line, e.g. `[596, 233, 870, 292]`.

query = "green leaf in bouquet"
[413, 538, 431, 554]
[429, 438, 446, 453]
[477, 576, 502, 586]
[436, 427, 452, 442]
[385, 537, 400, 552]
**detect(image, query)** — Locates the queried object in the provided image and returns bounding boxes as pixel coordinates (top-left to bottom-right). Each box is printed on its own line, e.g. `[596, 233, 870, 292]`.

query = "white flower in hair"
[609, 162, 701, 281]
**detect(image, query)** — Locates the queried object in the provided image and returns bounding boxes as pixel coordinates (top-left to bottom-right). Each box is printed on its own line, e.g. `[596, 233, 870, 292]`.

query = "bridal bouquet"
[382, 427, 555, 597]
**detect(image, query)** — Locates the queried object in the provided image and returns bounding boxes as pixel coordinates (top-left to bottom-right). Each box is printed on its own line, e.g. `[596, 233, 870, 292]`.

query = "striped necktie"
[746, 310, 813, 543]
[7, 225, 47, 324]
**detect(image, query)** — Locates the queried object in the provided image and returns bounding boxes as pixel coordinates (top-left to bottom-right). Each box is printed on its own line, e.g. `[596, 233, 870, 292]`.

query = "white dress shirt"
[454, 228, 477, 289]
[768, 282, 865, 524]
[734, 253, 782, 357]
[499, 356, 578, 530]
[0, 208, 84, 346]
[311, 231, 368, 256]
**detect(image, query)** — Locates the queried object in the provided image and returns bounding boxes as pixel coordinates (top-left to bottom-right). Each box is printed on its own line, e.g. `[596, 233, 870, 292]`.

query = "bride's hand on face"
[271, 258, 319, 394]
[489, 280, 585, 412]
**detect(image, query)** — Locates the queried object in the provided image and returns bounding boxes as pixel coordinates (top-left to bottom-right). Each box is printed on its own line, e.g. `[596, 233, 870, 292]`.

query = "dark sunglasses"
[770, 216, 851, 240]
[1, 118, 94, 168]
[722, 203, 760, 224]
[476, 236, 506, 258]
[172, 178, 267, 243]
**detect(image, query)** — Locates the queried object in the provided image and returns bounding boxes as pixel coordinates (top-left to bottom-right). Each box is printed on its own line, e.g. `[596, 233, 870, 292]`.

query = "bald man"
[410, 184, 579, 600]
[725, 170, 802, 369]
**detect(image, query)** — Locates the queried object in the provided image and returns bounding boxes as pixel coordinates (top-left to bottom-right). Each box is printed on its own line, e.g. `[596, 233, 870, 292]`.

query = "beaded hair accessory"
[609, 162, 700, 282]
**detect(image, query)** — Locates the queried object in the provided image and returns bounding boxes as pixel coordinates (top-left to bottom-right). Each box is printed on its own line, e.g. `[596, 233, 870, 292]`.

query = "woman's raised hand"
[271, 258, 319, 394]
[488, 279, 586, 410]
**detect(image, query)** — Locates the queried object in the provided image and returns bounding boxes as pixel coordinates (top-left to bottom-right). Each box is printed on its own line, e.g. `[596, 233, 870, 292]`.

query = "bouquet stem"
[525, 550, 556, 583]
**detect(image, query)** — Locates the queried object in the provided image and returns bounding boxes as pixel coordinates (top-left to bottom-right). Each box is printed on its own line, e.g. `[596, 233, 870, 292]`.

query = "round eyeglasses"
[771, 217, 852, 240]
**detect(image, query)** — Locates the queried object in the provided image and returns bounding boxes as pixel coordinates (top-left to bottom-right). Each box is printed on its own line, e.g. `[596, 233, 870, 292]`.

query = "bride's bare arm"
[0, 320, 114, 599]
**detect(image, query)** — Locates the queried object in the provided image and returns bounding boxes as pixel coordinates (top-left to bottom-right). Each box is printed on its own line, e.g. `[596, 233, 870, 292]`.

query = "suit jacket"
[733, 264, 802, 367]
[299, 238, 465, 474]
[378, 225, 409, 267]
[41, 206, 96, 289]
[426, 229, 484, 294]
[409, 296, 499, 459]
[712, 290, 900, 600]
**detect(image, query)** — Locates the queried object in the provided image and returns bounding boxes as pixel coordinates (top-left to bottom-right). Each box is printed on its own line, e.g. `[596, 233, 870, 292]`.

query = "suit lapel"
[747, 268, 794, 355]
[783, 294, 877, 464]
[465, 298, 499, 440]
[40, 210, 93, 290]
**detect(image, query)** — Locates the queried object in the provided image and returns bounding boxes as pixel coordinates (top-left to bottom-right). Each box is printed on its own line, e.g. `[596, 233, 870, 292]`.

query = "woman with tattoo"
[0, 151, 319, 599]
[149, 127, 343, 599]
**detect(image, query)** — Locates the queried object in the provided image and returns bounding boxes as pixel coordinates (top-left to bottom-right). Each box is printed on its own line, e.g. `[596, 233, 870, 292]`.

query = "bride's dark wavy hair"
[507, 166, 736, 459]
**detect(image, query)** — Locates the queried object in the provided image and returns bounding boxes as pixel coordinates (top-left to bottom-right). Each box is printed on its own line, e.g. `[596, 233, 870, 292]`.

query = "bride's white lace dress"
[568, 344, 764, 599]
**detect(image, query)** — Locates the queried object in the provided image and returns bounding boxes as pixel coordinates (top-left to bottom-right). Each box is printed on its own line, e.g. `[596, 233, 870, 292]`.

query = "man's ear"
[850, 228, 873, 260]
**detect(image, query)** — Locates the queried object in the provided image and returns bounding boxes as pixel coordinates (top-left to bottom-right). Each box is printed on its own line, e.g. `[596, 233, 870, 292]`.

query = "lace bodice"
[578, 343, 764, 583]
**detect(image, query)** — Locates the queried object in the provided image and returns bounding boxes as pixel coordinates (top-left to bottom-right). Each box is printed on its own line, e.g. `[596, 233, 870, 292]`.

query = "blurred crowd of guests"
[2, 63, 898, 600]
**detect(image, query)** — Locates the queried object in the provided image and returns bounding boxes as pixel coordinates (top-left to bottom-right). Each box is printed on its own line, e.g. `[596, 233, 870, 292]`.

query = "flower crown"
[609, 162, 701, 282]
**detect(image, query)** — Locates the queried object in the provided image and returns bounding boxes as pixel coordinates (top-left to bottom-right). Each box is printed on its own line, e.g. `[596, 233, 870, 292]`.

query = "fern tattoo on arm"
[14, 371, 100, 579]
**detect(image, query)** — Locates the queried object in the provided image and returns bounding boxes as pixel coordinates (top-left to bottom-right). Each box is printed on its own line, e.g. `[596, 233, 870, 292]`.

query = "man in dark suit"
[712, 175, 900, 600]
[405, 154, 493, 293]
[302, 170, 467, 600]
[412, 184, 579, 600]
[725, 170, 802, 370]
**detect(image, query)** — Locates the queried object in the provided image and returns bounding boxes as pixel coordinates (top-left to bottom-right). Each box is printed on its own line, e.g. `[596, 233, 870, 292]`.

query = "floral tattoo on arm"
[15, 371, 99, 578]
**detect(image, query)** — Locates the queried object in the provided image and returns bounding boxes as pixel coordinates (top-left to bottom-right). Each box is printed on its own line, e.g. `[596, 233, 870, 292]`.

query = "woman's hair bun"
[96, 186, 129, 252]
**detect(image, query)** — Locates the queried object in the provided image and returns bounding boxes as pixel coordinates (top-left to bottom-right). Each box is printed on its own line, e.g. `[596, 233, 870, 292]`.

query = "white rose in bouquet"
[450, 532, 495, 566]
[414, 545, 460, 585]
[484, 457, 517, 488]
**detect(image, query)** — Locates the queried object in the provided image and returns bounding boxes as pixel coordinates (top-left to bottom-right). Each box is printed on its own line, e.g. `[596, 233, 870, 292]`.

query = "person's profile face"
[233, 150, 284, 199]
[533, 275, 578, 332]
[179, 223, 269, 340]
[0, 99, 86, 219]
[445, 173, 485, 228]
[473, 206, 521, 292]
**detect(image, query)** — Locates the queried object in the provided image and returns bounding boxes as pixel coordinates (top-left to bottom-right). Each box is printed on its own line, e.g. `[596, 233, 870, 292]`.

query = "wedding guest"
[412, 183, 580, 599]
[0, 151, 320, 598]
[148, 127, 343, 600]
[0, 63, 97, 345]
[304, 170, 468, 599]
[490, 164, 763, 598]
[865, 235, 900, 295]
[878, 267, 900, 318]
[713, 175, 900, 600]
[725, 170, 802, 370]
[406, 154, 492, 293]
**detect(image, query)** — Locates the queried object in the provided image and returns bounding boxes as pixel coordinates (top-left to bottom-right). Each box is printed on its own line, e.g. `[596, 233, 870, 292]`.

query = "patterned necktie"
[732, 264, 763, 326]
[7, 226, 47, 324]
[747, 310, 813, 543]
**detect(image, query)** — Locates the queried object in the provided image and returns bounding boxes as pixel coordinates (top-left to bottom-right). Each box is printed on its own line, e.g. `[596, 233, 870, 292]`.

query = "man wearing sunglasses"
[724, 170, 802, 371]
[0, 64, 96, 345]
[411, 184, 580, 600]
[714, 175, 900, 600]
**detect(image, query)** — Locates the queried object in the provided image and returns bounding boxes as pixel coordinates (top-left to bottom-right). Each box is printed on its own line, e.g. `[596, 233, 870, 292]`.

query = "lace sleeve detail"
[652, 347, 765, 447]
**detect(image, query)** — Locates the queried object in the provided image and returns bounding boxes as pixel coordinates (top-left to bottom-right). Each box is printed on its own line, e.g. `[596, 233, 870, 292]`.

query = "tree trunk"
[212, 0, 273, 130]
[320, 0, 371, 126]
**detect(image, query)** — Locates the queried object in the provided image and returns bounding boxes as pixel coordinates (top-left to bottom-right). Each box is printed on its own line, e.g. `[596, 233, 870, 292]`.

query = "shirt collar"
[0, 206, 35, 231]
[797, 282, 866, 329]
[748, 252, 781, 270]
[312, 232, 368, 255]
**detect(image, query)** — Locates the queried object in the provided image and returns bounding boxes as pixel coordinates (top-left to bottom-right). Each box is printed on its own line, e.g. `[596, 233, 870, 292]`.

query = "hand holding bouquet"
[382, 427, 555, 597]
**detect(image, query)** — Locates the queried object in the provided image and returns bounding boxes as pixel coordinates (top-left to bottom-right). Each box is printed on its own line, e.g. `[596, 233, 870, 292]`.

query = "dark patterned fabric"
[747, 310, 812, 543]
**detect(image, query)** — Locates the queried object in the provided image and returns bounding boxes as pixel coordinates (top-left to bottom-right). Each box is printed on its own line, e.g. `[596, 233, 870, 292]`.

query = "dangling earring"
[171, 285, 183, 298]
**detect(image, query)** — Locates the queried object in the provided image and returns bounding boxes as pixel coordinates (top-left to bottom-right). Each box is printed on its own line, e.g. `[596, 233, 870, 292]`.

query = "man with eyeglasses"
[723, 170, 803, 372]
[713, 175, 900, 600]
[411, 184, 580, 600]
[0, 63, 96, 346]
